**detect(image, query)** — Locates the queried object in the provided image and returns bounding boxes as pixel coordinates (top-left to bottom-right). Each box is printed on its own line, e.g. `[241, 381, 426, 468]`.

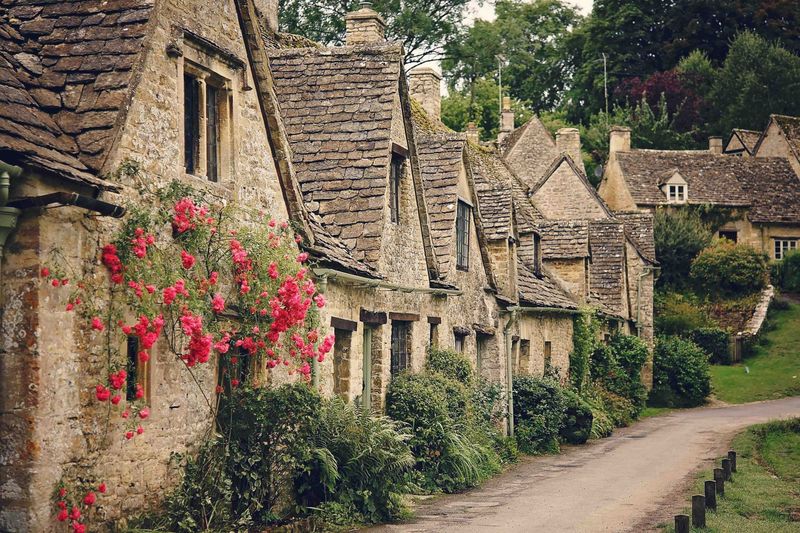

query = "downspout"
[312, 273, 328, 389]
[503, 307, 519, 436]
[0, 161, 23, 311]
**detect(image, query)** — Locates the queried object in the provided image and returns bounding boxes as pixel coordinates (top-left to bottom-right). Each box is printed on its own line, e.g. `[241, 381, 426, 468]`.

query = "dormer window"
[668, 184, 686, 203]
[456, 199, 471, 271]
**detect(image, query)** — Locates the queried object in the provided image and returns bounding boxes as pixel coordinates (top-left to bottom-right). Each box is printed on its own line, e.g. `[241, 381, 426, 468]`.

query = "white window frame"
[774, 239, 798, 260]
[667, 184, 686, 203]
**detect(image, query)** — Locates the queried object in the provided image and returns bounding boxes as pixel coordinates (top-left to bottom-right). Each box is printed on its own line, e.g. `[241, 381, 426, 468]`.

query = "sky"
[467, 0, 593, 22]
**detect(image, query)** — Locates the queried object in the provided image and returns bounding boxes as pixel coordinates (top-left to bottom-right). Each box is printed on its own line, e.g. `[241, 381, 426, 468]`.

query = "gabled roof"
[735, 157, 800, 224]
[615, 150, 752, 207]
[0, 0, 155, 188]
[762, 114, 800, 165]
[517, 261, 578, 310]
[416, 130, 466, 276]
[725, 129, 761, 155]
[500, 116, 559, 188]
[268, 43, 403, 267]
[467, 144, 514, 240]
[540, 220, 590, 259]
[614, 211, 657, 264]
[531, 153, 614, 218]
[588, 220, 626, 318]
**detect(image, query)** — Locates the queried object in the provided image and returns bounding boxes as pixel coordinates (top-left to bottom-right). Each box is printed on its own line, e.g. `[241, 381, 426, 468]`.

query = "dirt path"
[366, 397, 800, 533]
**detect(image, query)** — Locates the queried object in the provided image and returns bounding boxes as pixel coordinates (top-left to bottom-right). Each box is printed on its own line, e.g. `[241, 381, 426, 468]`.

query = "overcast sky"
[467, 0, 593, 22]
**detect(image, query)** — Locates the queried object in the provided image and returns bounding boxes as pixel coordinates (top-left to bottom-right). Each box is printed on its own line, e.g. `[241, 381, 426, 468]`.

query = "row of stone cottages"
[0, 0, 655, 529]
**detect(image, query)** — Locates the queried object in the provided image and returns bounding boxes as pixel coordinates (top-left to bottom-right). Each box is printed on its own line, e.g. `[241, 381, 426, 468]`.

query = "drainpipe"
[503, 306, 519, 436]
[0, 161, 23, 311]
[313, 273, 328, 389]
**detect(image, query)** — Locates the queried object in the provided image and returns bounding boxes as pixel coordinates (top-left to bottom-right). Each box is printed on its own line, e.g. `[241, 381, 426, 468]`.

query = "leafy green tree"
[711, 31, 800, 134]
[279, 0, 472, 64]
[653, 208, 713, 289]
[441, 77, 532, 141]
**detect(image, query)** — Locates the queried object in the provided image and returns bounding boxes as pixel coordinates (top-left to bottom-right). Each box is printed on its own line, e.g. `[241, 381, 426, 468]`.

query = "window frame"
[125, 336, 150, 403]
[455, 199, 471, 271]
[454, 332, 466, 353]
[667, 184, 686, 203]
[390, 321, 411, 376]
[719, 230, 738, 243]
[774, 238, 798, 260]
[533, 233, 542, 276]
[389, 152, 404, 224]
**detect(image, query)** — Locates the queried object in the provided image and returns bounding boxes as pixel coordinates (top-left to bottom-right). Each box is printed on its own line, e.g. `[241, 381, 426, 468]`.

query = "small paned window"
[454, 332, 466, 353]
[125, 336, 149, 402]
[183, 73, 200, 175]
[333, 329, 353, 397]
[429, 323, 438, 346]
[456, 200, 471, 270]
[719, 230, 738, 243]
[774, 239, 798, 260]
[544, 341, 552, 372]
[206, 84, 220, 182]
[390, 321, 411, 376]
[183, 69, 227, 182]
[668, 184, 686, 203]
[390, 153, 404, 223]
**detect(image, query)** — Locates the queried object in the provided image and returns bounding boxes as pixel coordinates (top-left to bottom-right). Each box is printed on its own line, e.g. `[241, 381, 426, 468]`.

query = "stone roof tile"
[588, 220, 626, 317]
[500, 116, 559, 188]
[540, 219, 589, 259]
[615, 211, 657, 264]
[770, 114, 800, 166]
[517, 261, 578, 310]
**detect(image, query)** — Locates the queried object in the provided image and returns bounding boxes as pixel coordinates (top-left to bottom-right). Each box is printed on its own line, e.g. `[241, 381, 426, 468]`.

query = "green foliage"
[773, 250, 800, 293]
[569, 310, 600, 392]
[690, 240, 769, 297]
[676, 50, 716, 97]
[441, 78, 532, 141]
[512, 376, 566, 454]
[654, 208, 713, 289]
[425, 346, 474, 385]
[559, 389, 593, 445]
[295, 398, 414, 525]
[654, 291, 714, 336]
[590, 333, 648, 414]
[650, 336, 711, 408]
[689, 327, 731, 365]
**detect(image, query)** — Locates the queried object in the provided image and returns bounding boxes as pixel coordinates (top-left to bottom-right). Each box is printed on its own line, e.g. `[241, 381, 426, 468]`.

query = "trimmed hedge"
[690, 240, 769, 297]
[690, 327, 731, 364]
[512, 376, 566, 454]
[650, 336, 711, 407]
[559, 389, 593, 445]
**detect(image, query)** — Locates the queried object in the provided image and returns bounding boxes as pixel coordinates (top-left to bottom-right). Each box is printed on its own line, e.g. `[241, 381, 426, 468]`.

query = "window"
[668, 184, 686, 203]
[125, 336, 149, 401]
[476, 334, 489, 373]
[719, 230, 738, 243]
[333, 329, 352, 397]
[183, 73, 200, 174]
[532, 233, 542, 276]
[774, 239, 798, 260]
[544, 341, 552, 373]
[390, 153, 404, 223]
[518, 339, 530, 375]
[429, 323, 438, 346]
[454, 332, 466, 353]
[390, 321, 411, 376]
[206, 84, 220, 181]
[456, 200, 471, 270]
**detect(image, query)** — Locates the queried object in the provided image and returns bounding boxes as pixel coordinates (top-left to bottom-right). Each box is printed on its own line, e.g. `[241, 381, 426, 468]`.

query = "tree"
[653, 208, 713, 289]
[441, 77, 532, 141]
[711, 31, 800, 134]
[443, 0, 581, 112]
[278, 0, 472, 65]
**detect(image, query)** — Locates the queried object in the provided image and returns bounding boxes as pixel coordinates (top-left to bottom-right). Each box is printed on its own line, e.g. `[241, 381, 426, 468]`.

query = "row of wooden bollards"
[674, 450, 737, 532]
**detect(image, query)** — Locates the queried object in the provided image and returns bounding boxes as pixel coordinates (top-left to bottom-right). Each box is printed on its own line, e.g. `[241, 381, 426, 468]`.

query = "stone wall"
[756, 121, 800, 176]
[532, 161, 608, 220]
[597, 157, 639, 212]
[544, 258, 588, 303]
[514, 313, 574, 380]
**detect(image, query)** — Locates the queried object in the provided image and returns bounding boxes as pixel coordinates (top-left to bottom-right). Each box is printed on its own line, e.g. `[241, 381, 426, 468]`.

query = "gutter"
[516, 305, 581, 315]
[311, 267, 463, 296]
[7, 192, 126, 218]
[502, 307, 519, 437]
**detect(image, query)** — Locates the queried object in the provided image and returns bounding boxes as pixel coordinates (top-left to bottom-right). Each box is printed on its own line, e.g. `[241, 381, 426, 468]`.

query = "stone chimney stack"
[609, 126, 632, 154]
[253, 0, 279, 33]
[709, 136, 723, 154]
[408, 67, 442, 121]
[345, 2, 386, 45]
[556, 127, 583, 165]
[498, 96, 514, 143]
[466, 122, 480, 143]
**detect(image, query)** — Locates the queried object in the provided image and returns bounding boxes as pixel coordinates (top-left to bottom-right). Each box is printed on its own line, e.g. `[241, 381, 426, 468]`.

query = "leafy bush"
[512, 376, 566, 454]
[654, 208, 712, 289]
[773, 250, 800, 292]
[654, 291, 714, 335]
[650, 336, 711, 407]
[690, 327, 731, 365]
[559, 389, 593, 445]
[590, 333, 649, 414]
[385, 371, 498, 493]
[426, 346, 474, 385]
[295, 398, 414, 525]
[570, 310, 600, 392]
[690, 240, 769, 297]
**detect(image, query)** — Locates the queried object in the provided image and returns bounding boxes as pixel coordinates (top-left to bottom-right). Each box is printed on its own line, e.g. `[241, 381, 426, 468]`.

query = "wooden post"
[728, 450, 737, 472]
[714, 468, 725, 496]
[722, 458, 732, 481]
[692, 495, 706, 527]
[675, 514, 690, 533]
[705, 480, 717, 510]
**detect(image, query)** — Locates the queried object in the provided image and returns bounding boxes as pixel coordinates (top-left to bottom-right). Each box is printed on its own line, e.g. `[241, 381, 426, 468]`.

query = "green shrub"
[425, 346, 474, 385]
[690, 327, 731, 364]
[650, 336, 711, 407]
[690, 240, 769, 297]
[512, 376, 566, 454]
[654, 208, 712, 289]
[590, 333, 648, 414]
[774, 250, 800, 292]
[654, 291, 714, 335]
[570, 310, 601, 391]
[295, 398, 414, 525]
[559, 389, 593, 445]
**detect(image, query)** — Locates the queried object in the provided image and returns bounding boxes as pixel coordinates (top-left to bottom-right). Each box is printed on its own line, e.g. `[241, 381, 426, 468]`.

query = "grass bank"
[710, 302, 800, 404]
[670, 418, 800, 532]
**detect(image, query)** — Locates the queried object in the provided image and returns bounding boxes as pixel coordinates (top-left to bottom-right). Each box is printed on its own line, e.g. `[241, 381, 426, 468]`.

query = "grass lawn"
[710, 302, 800, 404]
[667, 419, 800, 532]
[640, 406, 675, 419]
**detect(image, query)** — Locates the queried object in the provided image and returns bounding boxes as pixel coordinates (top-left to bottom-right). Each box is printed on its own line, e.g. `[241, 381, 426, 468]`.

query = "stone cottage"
[723, 128, 761, 156]
[752, 114, 800, 177]
[599, 127, 800, 260]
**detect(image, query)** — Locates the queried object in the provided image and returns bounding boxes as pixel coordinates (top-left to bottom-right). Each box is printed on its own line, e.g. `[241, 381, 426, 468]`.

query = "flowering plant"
[43, 182, 332, 531]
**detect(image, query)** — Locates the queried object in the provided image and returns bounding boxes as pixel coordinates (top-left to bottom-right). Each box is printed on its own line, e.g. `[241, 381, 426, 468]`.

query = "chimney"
[408, 67, 442, 121]
[556, 127, 583, 165]
[609, 126, 631, 154]
[344, 1, 385, 45]
[253, 0, 278, 33]
[709, 136, 723, 154]
[466, 122, 480, 143]
[497, 96, 515, 143]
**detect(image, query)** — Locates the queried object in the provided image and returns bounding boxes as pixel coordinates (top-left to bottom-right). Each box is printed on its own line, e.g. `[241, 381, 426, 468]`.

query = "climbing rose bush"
[41, 184, 332, 531]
